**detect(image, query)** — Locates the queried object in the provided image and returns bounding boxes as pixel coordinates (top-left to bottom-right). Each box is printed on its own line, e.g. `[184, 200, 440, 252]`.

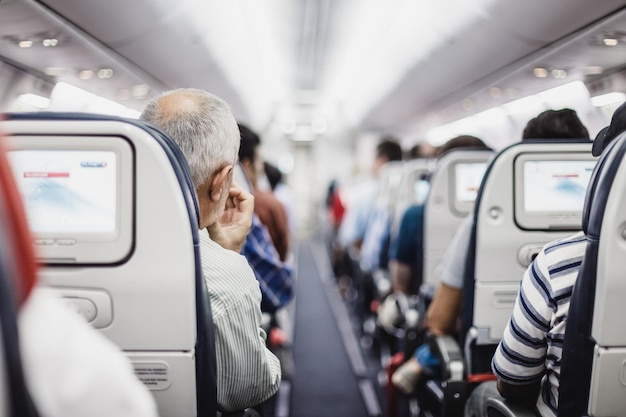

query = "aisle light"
[591, 92, 626, 107]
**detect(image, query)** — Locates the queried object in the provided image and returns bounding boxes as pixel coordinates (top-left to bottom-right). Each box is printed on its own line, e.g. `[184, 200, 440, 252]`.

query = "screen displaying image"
[413, 179, 430, 204]
[455, 162, 487, 202]
[8, 150, 117, 234]
[523, 160, 595, 212]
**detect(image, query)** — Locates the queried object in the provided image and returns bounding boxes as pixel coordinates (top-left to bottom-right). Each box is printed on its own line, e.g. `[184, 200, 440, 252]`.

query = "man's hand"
[207, 181, 253, 252]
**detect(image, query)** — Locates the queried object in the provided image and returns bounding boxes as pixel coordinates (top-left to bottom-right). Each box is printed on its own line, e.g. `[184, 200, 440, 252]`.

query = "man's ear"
[210, 165, 233, 202]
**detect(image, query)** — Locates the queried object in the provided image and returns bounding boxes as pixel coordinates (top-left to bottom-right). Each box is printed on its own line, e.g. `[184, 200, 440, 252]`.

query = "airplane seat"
[386, 149, 491, 416]
[390, 158, 430, 296]
[415, 140, 596, 417]
[422, 149, 493, 297]
[1, 112, 218, 417]
[0, 133, 40, 417]
[558, 131, 626, 417]
[461, 139, 595, 379]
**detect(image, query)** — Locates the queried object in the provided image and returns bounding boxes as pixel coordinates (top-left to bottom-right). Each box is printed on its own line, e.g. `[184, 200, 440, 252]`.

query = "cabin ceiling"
[1, 0, 626, 141]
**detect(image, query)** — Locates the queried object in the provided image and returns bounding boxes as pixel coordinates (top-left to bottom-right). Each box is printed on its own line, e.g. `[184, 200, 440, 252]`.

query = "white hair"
[140, 88, 240, 187]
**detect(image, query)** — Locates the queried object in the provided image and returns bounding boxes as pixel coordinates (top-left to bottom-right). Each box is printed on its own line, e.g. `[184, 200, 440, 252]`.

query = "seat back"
[1, 113, 216, 417]
[559, 132, 626, 417]
[390, 158, 430, 241]
[462, 140, 596, 374]
[423, 150, 493, 289]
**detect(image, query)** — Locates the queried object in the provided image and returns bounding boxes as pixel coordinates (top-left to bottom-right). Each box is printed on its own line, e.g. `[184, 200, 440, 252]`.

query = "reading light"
[583, 66, 603, 76]
[488, 87, 502, 99]
[42, 38, 58, 47]
[603, 38, 618, 46]
[18, 40, 33, 48]
[461, 99, 474, 111]
[44, 67, 64, 76]
[78, 70, 94, 80]
[97, 68, 114, 79]
[533, 67, 548, 78]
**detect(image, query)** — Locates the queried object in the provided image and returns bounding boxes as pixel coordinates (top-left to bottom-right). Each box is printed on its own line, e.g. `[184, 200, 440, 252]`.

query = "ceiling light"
[551, 69, 567, 79]
[42, 38, 58, 47]
[488, 87, 502, 99]
[533, 67, 548, 78]
[461, 99, 474, 111]
[591, 92, 626, 107]
[78, 70, 94, 80]
[97, 68, 114, 79]
[18, 40, 33, 48]
[583, 66, 603, 76]
[131, 84, 149, 99]
[117, 89, 131, 101]
[603, 38, 618, 46]
[504, 88, 519, 99]
[44, 67, 64, 76]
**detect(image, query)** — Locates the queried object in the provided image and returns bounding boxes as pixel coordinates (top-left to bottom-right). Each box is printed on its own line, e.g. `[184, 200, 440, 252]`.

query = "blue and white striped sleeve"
[492, 249, 553, 385]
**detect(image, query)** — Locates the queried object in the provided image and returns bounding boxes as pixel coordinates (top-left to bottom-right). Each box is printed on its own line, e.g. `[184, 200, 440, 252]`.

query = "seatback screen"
[514, 153, 596, 230]
[5, 134, 133, 264]
[455, 162, 487, 203]
[9, 150, 117, 234]
[522, 160, 594, 213]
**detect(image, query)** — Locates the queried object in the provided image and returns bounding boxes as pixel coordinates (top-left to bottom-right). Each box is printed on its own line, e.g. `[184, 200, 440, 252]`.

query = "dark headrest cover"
[592, 101, 626, 156]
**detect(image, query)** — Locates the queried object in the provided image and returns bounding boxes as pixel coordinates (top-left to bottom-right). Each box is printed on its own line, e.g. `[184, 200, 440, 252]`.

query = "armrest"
[429, 334, 465, 382]
[484, 397, 537, 417]
[422, 335, 467, 417]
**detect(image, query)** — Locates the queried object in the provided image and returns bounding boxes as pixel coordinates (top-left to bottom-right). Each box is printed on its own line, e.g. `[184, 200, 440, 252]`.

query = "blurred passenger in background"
[337, 137, 403, 255]
[378, 136, 490, 331]
[522, 108, 590, 140]
[264, 161, 296, 234]
[237, 123, 294, 303]
[405, 142, 437, 160]
[236, 124, 295, 393]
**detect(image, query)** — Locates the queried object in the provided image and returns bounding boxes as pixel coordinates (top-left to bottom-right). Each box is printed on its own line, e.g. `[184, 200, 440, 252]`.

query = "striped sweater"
[492, 231, 586, 417]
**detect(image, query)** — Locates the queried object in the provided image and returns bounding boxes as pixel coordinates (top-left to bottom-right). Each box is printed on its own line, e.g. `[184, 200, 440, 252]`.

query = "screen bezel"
[5, 135, 134, 264]
[513, 152, 596, 231]
[449, 160, 487, 216]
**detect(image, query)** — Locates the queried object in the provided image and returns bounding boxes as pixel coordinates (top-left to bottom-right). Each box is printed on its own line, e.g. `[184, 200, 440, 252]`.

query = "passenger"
[390, 108, 592, 397]
[264, 161, 296, 234]
[405, 142, 437, 160]
[337, 137, 403, 255]
[236, 123, 294, 311]
[238, 124, 290, 262]
[140, 89, 281, 412]
[522, 108, 590, 139]
[489, 104, 624, 417]
[379, 136, 489, 330]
